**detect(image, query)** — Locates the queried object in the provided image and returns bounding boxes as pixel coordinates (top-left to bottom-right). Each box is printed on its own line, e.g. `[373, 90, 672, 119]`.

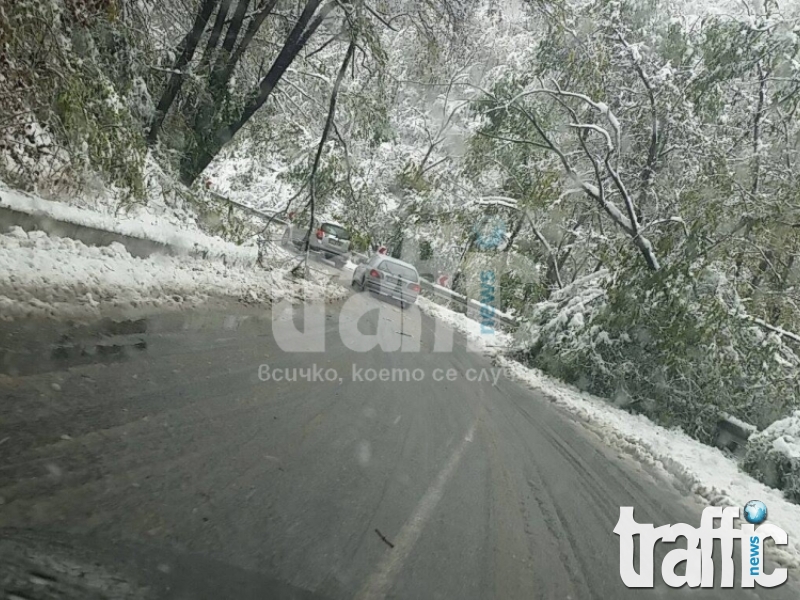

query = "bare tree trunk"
[199, 0, 233, 73]
[751, 61, 766, 198]
[503, 214, 525, 253]
[181, 0, 234, 132]
[187, 0, 259, 139]
[211, 0, 252, 88]
[147, 0, 218, 145]
[217, 0, 280, 88]
[180, 0, 337, 184]
[735, 63, 768, 280]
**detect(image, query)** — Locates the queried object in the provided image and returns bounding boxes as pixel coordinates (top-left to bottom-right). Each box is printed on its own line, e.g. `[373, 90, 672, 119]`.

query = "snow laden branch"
[523, 209, 564, 289]
[409, 67, 472, 178]
[477, 82, 661, 271]
[569, 124, 614, 152]
[617, 31, 658, 192]
[476, 196, 519, 210]
[733, 311, 800, 347]
[475, 196, 564, 289]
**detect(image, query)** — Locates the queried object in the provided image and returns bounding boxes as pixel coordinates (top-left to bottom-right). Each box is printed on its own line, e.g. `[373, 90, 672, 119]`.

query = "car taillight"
[315, 229, 324, 240]
[370, 269, 382, 278]
[408, 283, 421, 293]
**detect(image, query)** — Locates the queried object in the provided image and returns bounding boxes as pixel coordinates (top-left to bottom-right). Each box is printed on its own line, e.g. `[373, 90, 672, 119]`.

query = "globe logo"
[744, 500, 768, 525]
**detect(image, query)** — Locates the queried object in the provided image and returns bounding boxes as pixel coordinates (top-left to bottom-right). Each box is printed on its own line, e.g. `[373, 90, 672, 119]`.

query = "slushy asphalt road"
[1, 261, 797, 599]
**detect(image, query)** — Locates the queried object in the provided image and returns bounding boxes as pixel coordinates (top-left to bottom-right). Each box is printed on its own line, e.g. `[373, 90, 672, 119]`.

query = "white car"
[351, 255, 421, 308]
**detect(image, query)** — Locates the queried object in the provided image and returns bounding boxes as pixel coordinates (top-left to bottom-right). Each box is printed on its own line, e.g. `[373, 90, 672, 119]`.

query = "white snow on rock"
[418, 298, 800, 567]
[0, 227, 346, 320]
[754, 412, 800, 460]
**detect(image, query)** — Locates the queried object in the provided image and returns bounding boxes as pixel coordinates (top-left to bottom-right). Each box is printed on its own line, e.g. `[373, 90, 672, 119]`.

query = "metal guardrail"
[209, 193, 373, 265]
[713, 415, 757, 458]
[419, 279, 518, 330]
[208, 191, 290, 236]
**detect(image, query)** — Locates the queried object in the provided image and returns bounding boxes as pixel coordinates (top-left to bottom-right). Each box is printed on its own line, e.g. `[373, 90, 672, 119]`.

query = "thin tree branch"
[304, 38, 357, 273]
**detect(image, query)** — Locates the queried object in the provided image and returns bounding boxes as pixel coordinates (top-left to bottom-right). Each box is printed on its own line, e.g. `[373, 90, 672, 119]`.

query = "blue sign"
[473, 216, 506, 250]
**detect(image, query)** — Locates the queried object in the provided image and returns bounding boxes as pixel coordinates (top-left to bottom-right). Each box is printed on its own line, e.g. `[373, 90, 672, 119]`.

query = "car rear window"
[379, 261, 418, 282]
[321, 223, 350, 240]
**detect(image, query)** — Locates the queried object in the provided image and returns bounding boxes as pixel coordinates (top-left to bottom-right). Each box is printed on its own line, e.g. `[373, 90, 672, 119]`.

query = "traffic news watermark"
[614, 504, 788, 588]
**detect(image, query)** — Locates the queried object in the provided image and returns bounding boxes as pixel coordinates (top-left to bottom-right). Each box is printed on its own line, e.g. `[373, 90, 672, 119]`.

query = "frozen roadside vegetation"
[506, 263, 800, 488]
[0, 227, 345, 321]
[745, 413, 800, 504]
[417, 297, 800, 567]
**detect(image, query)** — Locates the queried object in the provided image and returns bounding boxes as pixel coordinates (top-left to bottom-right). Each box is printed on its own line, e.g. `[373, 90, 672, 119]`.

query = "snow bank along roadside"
[417, 297, 800, 568]
[417, 297, 513, 350]
[0, 227, 346, 321]
[0, 181, 258, 265]
[745, 413, 800, 505]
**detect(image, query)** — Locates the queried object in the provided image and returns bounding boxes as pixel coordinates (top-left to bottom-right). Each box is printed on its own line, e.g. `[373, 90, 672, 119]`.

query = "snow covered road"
[1, 290, 799, 599]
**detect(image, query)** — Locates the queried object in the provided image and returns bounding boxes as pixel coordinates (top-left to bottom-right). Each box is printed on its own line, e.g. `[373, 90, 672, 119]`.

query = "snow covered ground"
[0, 179, 259, 264]
[417, 297, 514, 351]
[417, 296, 800, 568]
[0, 227, 345, 320]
